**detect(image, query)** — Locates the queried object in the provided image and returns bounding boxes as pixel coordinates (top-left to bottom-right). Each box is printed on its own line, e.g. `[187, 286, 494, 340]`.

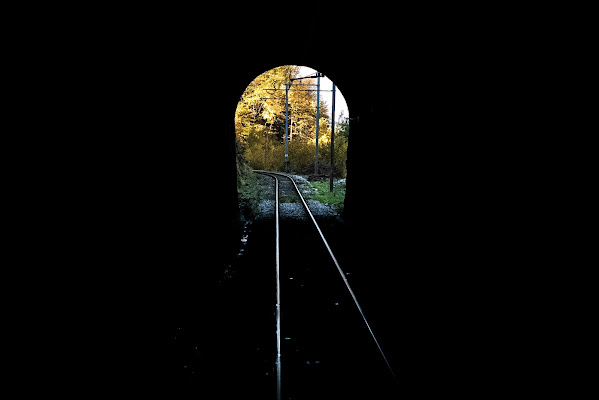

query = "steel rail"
[262, 171, 397, 383]
[254, 171, 282, 400]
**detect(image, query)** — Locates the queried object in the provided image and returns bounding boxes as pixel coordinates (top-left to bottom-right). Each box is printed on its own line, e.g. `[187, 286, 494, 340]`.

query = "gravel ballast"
[256, 198, 338, 221]
[254, 173, 341, 221]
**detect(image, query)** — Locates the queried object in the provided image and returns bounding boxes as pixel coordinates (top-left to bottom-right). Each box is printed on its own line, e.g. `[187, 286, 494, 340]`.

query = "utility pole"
[284, 82, 290, 172]
[330, 83, 336, 192]
[315, 75, 320, 175]
[288, 71, 324, 175]
[264, 72, 327, 173]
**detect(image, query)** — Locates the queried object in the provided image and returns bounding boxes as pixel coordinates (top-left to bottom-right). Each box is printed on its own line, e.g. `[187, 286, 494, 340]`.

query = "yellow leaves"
[235, 65, 348, 177]
[236, 65, 332, 146]
[262, 105, 274, 122]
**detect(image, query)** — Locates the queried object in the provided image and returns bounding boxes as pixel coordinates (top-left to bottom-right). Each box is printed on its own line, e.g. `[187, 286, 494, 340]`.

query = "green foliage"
[319, 133, 348, 178]
[236, 139, 260, 219]
[308, 180, 346, 213]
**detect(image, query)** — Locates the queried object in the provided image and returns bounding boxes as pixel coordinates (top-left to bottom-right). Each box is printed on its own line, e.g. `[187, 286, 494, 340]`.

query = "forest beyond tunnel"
[235, 65, 350, 221]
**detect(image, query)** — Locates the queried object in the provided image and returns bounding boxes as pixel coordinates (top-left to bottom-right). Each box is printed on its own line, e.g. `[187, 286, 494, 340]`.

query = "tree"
[235, 65, 343, 175]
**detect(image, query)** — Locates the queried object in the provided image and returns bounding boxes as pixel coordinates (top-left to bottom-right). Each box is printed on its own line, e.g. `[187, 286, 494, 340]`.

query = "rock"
[254, 172, 340, 221]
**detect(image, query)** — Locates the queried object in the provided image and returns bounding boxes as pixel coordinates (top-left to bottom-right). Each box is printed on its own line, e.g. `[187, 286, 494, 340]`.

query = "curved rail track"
[254, 170, 396, 399]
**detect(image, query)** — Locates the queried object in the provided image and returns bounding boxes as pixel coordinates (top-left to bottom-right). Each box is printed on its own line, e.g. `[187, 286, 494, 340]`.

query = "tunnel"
[133, 57, 507, 397]
[67, 10, 539, 399]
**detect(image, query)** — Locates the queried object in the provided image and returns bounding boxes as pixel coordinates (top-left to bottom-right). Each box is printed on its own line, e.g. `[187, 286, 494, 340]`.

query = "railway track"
[254, 170, 397, 399]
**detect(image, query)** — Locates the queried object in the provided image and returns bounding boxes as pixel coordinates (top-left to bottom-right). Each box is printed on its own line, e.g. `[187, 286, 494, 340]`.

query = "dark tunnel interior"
[51, 9, 552, 398]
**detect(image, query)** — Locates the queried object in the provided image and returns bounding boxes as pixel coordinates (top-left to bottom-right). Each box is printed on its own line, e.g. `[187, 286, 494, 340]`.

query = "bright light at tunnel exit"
[297, 66, 348, 123]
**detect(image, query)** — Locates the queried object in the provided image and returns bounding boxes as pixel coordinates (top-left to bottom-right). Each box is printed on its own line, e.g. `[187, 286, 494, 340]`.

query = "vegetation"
[308, 180, 346, 213]
[236, 140, 260, 219]
[235, 65, 349, 219]
[235, 66, 348, 177]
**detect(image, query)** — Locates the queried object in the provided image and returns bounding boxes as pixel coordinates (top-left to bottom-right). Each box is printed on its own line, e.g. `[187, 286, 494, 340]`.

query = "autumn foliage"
[235, 66, 348, 176]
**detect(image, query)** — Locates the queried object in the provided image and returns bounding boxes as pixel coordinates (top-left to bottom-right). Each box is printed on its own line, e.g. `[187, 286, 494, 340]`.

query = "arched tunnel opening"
[227, 65, 395, 398]
[234, 65, 350, 224]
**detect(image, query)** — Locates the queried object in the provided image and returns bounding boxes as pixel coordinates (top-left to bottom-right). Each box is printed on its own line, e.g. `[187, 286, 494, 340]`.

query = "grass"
[307, 180, 346, 213]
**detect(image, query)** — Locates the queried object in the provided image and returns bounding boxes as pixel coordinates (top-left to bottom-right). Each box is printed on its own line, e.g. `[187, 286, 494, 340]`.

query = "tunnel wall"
[60, 11, 540, 395]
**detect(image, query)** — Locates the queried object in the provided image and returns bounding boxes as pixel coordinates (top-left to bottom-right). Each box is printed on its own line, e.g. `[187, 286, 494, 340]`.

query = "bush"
[289, 139, 316, 174]
[236, 139, 260, 218]
[313, 136, 347, 178]
[239, 127, 347, 178]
